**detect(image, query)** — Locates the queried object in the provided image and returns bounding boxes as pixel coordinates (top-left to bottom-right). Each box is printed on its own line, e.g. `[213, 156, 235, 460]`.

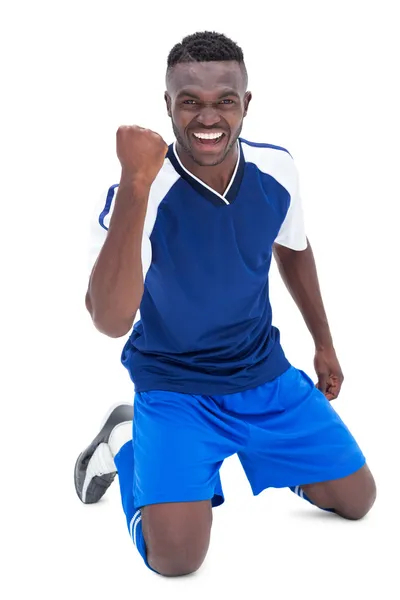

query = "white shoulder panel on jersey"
[141, 158, 180, 279]
[241, 143, 307, 251]
[86, 158, 180, 283]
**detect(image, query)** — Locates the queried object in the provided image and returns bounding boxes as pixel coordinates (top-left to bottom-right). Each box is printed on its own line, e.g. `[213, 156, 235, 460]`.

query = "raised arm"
[86, 126, 167, 338]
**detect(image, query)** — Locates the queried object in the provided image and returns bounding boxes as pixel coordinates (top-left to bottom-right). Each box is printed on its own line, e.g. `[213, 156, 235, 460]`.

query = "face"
[165, 61, 252, 167]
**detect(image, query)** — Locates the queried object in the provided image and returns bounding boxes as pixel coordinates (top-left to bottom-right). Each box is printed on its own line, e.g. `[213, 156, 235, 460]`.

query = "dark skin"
[273, 241, 344, 400]
[165, 61, 343, 400]
[114, 62, 376, 577]
[165, 61, 252, 194]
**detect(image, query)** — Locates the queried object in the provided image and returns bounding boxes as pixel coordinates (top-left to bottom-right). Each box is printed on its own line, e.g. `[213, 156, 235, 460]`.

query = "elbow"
[85, 292, 136, 338]
[85, 291, 93, 314]
[93, 317, 133, 338]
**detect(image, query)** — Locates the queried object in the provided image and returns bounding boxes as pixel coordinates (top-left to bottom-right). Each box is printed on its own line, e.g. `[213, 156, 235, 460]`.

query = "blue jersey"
[88, 139, 307, 394]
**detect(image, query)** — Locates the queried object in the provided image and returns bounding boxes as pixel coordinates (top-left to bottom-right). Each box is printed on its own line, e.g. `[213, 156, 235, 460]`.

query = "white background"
[2, 1, 399, 598]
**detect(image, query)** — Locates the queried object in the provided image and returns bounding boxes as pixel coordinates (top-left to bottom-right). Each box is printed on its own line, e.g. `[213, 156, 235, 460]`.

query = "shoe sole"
[74, 403, 133, 504]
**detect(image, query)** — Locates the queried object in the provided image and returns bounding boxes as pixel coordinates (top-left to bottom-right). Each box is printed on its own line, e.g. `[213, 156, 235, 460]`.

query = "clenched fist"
[116, 125, 168, 186]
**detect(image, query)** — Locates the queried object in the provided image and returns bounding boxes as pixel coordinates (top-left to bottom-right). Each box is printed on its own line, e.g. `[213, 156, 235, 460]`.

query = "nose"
[196, 105, 221, 128]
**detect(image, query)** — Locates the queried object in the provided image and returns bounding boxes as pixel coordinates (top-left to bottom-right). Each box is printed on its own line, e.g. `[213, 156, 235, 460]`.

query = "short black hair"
[167, 31, 245, 70]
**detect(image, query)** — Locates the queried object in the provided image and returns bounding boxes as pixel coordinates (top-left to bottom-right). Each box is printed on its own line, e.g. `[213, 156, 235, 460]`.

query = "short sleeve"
[274, 160, 307, 251]
[86, 185, 117, 281]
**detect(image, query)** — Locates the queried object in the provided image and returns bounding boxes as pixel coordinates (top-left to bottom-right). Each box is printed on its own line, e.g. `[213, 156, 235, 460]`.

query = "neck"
[175, 142, 239, 196]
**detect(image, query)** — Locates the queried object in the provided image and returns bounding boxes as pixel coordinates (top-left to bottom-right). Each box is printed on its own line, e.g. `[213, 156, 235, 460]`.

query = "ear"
[243, 91, 252, 117]
[164, 92, 172, 118]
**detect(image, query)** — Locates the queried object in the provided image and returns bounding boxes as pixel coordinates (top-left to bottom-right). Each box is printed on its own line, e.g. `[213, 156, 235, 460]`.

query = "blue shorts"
[132, 366, 365, 508]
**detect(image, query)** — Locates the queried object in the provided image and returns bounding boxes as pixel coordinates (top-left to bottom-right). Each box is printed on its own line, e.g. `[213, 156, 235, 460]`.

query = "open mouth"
[192, 131, 226, 148]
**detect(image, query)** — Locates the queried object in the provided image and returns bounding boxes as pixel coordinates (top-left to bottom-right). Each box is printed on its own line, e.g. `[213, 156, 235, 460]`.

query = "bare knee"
[337, 472, 377, 520]
[304, 464, 377, 521]
[148, 539, 206, 577]
[141, 500, 212, 577]
[146, 524, 210, 576]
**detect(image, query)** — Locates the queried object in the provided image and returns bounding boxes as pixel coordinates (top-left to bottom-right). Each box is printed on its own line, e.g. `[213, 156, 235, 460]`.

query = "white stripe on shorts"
[133, 515, 142, 547]
[129, 509, 141, 540]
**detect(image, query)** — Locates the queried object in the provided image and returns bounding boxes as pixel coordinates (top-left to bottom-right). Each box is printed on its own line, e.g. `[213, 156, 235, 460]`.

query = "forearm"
[273, 241, 333, 349]
[87, 176, 150, 338]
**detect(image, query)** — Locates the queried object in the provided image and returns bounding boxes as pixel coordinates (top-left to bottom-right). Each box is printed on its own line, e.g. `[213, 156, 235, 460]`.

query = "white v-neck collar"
[172, 141, 241, 206]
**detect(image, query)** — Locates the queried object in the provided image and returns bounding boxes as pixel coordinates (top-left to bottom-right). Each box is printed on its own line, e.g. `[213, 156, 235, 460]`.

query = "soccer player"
[75, 31, 376, 577]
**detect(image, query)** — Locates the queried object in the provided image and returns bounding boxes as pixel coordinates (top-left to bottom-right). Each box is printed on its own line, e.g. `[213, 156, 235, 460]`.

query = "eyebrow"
[176, 91, 201, 100]
[176, 89, 241, 100]
[218, 89, 241, 99]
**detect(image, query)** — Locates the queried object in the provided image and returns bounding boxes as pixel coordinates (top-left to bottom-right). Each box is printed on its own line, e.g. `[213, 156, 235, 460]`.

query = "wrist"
[119, 170, 153, 192]
[314, 339, 334, 352]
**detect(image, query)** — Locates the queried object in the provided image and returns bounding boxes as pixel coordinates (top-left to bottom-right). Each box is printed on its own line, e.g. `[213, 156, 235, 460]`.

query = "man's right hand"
[116, 125, 168, 186]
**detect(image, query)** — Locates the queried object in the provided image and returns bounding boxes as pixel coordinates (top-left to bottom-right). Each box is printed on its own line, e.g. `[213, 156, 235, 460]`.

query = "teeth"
[193, 132, 223, 140]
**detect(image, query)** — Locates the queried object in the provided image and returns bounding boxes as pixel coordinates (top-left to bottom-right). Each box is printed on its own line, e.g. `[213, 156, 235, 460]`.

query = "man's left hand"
[314, 347, 344, 401]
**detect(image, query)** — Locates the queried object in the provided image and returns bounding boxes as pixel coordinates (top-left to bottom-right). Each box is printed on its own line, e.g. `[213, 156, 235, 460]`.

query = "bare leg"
[141, 499, 213, 576]
[300, 464, 376, 520]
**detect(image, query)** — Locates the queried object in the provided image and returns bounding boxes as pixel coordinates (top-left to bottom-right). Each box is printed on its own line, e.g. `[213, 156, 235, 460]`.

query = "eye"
[183, 99, 197, 105]
[219, 99, 235, 105]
